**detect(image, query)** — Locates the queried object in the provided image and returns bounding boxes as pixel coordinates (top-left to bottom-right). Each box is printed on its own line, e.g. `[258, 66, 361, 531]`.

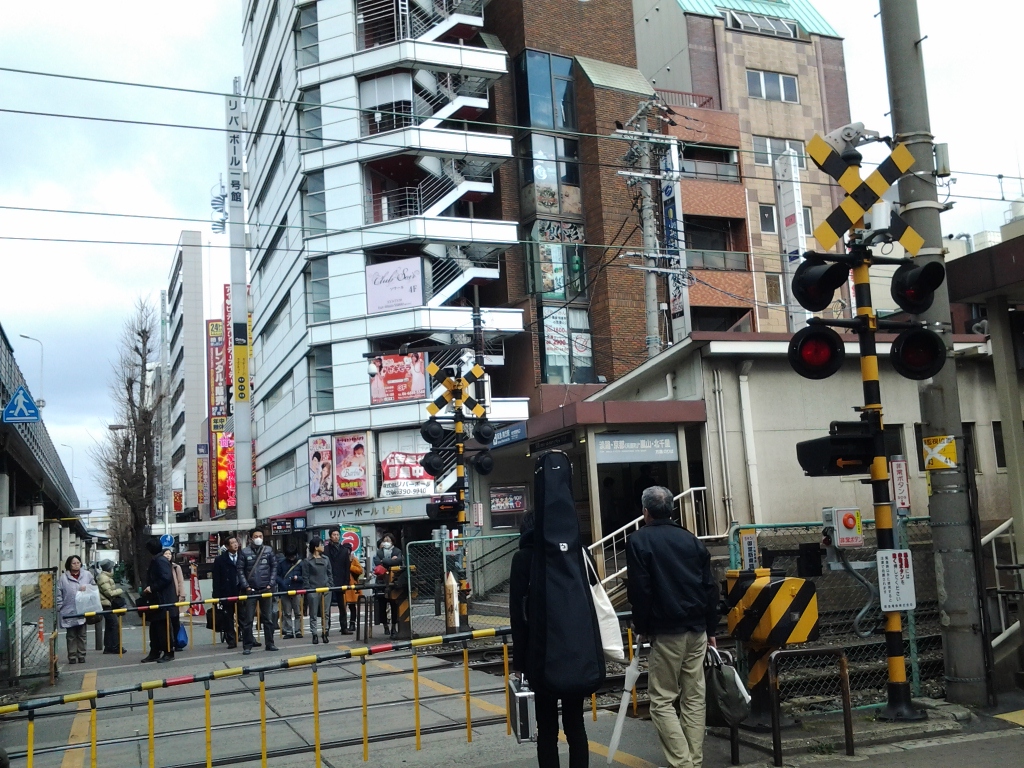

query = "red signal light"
[789, 326, 846, 380]
[890, 328, 946, 380]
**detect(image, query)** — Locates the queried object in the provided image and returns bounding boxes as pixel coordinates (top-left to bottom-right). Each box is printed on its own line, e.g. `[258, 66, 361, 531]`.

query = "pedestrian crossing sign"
[2, 385, 41, 424]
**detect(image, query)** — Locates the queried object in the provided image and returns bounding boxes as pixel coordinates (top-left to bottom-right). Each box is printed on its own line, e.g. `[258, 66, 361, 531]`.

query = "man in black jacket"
[237, 528, 279, 654]
[626, 486, 718, 768]
[142, 538, 177, 663]
[212, 536, 243, 649]
[324, 528, 352, 634]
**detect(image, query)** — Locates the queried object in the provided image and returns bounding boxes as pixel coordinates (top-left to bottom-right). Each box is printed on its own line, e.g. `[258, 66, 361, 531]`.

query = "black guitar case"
[526, 450, 606, 696]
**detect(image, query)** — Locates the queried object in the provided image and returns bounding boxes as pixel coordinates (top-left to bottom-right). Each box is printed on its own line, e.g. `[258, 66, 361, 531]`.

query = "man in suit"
[212, 536, 243, 649]
[142, 538, 177, 663]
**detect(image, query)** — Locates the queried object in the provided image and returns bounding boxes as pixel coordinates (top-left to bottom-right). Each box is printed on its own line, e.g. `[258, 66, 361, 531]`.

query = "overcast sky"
[0, 0, 1018, 511]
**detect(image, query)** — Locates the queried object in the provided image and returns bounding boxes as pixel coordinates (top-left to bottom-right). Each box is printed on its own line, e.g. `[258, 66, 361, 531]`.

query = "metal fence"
[728, 518, 940, 712]
[0, 567, 58, 683]
[405, 534, 518, 638]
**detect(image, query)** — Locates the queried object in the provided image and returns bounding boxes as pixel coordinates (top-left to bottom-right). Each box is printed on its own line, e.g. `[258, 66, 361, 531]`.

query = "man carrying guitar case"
[510, 450, 605, 768]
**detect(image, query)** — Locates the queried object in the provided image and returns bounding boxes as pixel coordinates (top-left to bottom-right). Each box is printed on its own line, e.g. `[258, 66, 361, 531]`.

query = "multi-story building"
[165, 231, 209, 519]
[634, 0, 851, 333]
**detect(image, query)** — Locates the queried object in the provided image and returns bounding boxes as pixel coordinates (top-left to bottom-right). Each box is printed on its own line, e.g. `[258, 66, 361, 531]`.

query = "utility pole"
[638, 113, 662, 359]
[879, 0, 991, 706]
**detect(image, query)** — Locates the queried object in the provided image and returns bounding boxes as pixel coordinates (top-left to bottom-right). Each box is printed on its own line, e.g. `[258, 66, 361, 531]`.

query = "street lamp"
[60, 443, 75, 482]
[18, 334, 45, 408]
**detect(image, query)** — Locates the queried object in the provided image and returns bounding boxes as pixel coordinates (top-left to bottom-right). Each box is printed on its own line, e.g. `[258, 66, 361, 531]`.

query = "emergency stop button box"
[823, 506, 864, 548]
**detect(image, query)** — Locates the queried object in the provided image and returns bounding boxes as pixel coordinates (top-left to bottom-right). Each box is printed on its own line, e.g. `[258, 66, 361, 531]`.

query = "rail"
[655, 88, 716, 110]
[679, 158, 740, 183]
[686, 250, 748, 271]
[982, 517, 1021, 649]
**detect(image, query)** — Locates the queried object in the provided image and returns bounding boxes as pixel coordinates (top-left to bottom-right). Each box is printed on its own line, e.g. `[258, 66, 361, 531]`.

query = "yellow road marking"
[996, 709, 1024, 727]
[557, 732, 656, 768]
[61, 670, 97, 768]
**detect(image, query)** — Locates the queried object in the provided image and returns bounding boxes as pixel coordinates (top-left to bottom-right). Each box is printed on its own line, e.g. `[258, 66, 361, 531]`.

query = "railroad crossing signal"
[426, 361, 486, 417]
[806, 134, 924, 255]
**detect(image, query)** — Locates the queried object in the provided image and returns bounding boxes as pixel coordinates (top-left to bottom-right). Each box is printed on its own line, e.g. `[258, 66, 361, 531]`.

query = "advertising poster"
[489, 486, 527, 528]
[308, 435, 334, 504]
[369, 353, 427, 405]
[334, 433, 370, 500]
[197, 458, 208, 505]
[216, 433, 236, 511]
[173, 489, 183, 513]
[223, 285, 233, 412]
[365, 257, 424, 314]
[380, 451, 434, 498]
[341, 525, 363, 557]
[543, 307, 570, 355]
[207, 321, 227, 418]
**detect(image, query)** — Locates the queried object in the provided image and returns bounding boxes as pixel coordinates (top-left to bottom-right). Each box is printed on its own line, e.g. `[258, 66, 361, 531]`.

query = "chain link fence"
[1, 567, 58, 683]
[405, 534, 518, 638]
[729, 518, 941, 713]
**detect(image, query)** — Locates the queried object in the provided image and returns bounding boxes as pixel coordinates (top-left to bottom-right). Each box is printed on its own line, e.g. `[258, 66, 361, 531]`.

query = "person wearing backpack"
[626, 486, 720, 768]
[276, 548, 305, 639]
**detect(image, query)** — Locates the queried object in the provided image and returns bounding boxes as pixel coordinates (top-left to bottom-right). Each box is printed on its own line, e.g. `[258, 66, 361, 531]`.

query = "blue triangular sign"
[2, 385, 41, 424]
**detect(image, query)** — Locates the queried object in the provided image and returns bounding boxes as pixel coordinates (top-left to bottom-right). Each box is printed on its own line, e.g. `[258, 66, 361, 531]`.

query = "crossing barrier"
[0, 626, 511, 768]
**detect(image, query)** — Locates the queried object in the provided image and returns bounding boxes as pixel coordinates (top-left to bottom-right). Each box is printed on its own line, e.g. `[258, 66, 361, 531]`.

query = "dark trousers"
[535, 694, 588, 768]
[149, 610, 171, 655]
[242, 594, 275, 647]
[103, 612, 119, 652]
[326, 590, 343, 629]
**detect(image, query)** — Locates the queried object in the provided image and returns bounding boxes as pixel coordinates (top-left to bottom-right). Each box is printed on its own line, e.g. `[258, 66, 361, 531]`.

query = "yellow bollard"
[26, 710, 34, 768]
[141, 611, 147, 653]
[463, 641, 472, 743]
[204, 680, 212, 768]
[212, 602, 217, 645]
[502, 641, 511, 735]
[165, 611, 172, 654]
[312, 663, 322, 768]
[234, 603, 240, 646]
[361, 657, 369, 762]
[278, 599, 283, 634]
[259, 671, 268, 768]
[413, 652, 422, 750]
[118, 615, 123, 658]
[189, 608, 194, 650]
[592, 693, 597, 722]
[90, 699, 98, 766]
[147, 689, 155, 768]
[256, 601, 261, 643]
[628, 627, 637, 716]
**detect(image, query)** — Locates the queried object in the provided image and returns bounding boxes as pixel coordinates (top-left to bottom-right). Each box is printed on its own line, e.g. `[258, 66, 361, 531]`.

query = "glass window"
[520, 135, 581, 218]
[753, 136, 806, 168]
[802, 207, 813, 237]
[299, 87, 322, 150]
[305, 258, 330, 323]
[541, 306, 595, 384]
[763, 71, 781, 101]
[526, 51, 553, 128]
[747, 70, 799, 103]
[296, 3, 318, 67]
[516, 51, 576, 131]
[783, 76, 799, 104]
[257, 216, 287, 276]
[262, 293, 290, 341]
[266, 451, 296, 481]
[309, 345, 334, 412]
[752, 136, 770, 166]
[264, 372, 292, 413]
[302, 172, 326, 235]
[765, 274, 783, 305]
[993, 421, 1007, 469]
[531, 240, 585, 299]
[746, 70, 762, 99]
[759, 204, 777, 234]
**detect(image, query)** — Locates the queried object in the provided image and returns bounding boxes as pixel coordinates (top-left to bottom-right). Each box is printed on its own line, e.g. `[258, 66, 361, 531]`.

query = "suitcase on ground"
[508, 675, 536, 743]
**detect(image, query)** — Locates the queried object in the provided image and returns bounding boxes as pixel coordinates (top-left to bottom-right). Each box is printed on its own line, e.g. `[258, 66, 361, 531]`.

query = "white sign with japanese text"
[877, 549, 916, 612]
[594, 433, 678, 464]
[890, 459, 911, 510]
[739, 529, 758, 570]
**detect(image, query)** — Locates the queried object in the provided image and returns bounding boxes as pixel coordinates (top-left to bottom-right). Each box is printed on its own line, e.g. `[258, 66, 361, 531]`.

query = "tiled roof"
[674, 0, 840, 38]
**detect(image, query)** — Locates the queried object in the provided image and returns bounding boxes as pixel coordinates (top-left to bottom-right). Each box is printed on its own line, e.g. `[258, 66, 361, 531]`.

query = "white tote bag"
[584, 552, 625, 662]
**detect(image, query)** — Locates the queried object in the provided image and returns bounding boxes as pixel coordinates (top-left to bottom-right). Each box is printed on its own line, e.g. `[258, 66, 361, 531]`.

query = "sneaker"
[141, 654, 160, 663]
[157, 654, 175, 663]
[243, 646, 252, 656]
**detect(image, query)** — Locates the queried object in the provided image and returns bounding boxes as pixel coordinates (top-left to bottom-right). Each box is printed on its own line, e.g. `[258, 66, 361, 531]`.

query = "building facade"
[166, 231, 209, 518]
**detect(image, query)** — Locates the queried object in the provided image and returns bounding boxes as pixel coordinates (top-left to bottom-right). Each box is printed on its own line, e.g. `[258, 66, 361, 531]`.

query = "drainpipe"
[737, 360, 762, 524]
[711, 369, 735, 523]
[657, 372, 675, 401]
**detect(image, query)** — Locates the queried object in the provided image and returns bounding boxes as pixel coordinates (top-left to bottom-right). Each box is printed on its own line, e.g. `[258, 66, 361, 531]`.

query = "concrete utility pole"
[879, 0, 990, 706]
[638, 114, 662, 359]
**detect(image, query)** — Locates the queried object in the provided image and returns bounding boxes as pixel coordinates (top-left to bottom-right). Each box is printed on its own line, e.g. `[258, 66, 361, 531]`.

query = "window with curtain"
[541, 306, 595, 384]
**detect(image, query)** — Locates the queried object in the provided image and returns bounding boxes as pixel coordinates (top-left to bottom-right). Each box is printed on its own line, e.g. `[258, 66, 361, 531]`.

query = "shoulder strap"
[247, 546, 263, 583]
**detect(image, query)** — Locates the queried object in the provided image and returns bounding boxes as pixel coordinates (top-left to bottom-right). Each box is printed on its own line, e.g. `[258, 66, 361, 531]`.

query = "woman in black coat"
[141, 538, 177, 663]
[509, 513, 589, 768]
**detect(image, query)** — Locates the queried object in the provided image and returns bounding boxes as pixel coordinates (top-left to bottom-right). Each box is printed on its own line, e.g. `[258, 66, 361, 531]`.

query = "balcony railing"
[656, 88, 716, 110]
[685, 250, 748, 271]
[360, 74, 490, 136]
[680, 159, 740, 183]
[357, 0, 484, 50]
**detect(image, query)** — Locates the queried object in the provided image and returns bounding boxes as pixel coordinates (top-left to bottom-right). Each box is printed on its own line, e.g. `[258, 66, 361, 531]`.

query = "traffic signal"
[792, 257, 850, 312]
[890, 261, 945, 315]
[474, 419, 495, 445]
[421, 417, 446, 445]
[788, 325, 846, 379]
[426, 496, 460, 520]
[890, 328, 946, 380]
[420, 417, 447, 477]
[795, 421, 875, 477]
[469, 451, 494, 476]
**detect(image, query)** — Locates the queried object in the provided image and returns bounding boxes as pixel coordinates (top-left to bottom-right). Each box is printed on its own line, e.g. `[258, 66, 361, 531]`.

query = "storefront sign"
[308, 435, 334, 504]
[206, 537, 219, 560]
[380, 451, 434, 498]
[308, 497, 430, 526]
[369, 353, 427, 405]
[207, 321, 227, 418]
[197, 458, 208, 505]
[270, 519, 293, 534]
[490, 486, 527, 529]
[366, 257, 424, 314]
[173, 489, 183, 512]
[492, 421, 528, 449]
[530, 430, 575, 454]
[216, 433, 236, 511]
[334, 432, 370, 500]
[341, 525, 363, 556]
[594, 433, 678, 464]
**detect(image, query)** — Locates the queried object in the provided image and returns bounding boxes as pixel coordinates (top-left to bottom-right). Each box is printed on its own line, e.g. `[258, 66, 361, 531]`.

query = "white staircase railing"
[983, 518, 1022, 650]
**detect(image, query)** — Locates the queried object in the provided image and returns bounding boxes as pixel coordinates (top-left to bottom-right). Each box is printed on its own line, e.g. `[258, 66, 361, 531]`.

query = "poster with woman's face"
[369, 353, 428, 404]
[308, 436, 334, 504]
[334, 432, 370, 500]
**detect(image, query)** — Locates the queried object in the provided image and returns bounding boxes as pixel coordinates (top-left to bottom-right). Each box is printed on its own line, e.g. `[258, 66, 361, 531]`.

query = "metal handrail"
[655, 88, 716, 109]
[982, 517, 1014, 546]
[982, 517, 1021, 649]
[679, 158, 740, 183]
[686, 249, 748, 271]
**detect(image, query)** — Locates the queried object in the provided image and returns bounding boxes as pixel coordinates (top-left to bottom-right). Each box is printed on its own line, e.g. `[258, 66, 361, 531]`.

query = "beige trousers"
[647, 631, 708, 768]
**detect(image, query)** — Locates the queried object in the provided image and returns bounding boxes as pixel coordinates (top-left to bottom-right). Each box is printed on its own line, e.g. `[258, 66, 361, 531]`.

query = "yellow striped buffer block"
[725, 568, 819, 648]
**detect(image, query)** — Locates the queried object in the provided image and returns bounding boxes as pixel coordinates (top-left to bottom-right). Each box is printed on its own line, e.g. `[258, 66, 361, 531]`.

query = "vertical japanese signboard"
[223, 285, 233, 415]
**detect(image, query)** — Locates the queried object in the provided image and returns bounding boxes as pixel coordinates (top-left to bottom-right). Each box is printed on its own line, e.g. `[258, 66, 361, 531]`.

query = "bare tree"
[93, 299, 160, 587]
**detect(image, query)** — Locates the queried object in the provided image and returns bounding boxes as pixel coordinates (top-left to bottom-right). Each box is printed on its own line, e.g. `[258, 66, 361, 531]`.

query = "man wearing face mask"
[237, 528, 279, 655]
[372, 534, 403, 639]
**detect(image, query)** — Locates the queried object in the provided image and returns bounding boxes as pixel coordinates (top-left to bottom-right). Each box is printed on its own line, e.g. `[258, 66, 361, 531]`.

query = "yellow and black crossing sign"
[426, 361, 486, 417]
[725, 567, 819, 648]
[806, 134, 924, 255]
